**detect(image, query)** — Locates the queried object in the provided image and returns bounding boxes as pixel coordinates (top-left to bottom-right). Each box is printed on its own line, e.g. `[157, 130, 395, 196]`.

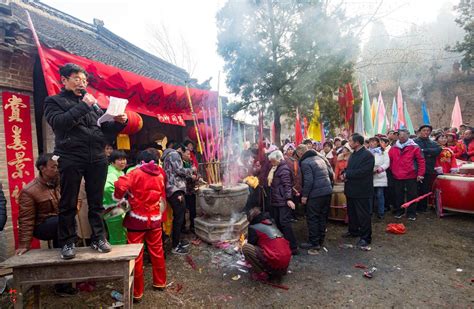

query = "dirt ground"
[2, 210, 473, 308]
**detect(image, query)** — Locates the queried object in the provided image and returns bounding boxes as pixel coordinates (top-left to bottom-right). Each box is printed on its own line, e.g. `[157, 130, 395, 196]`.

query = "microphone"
[80, 89, 103, 115]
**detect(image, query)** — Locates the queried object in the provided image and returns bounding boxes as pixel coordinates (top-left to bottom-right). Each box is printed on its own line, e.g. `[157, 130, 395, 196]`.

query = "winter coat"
[44, 89, 126, 163]
[269, 161, 293, 207]
[435, 147, 459, 174]
[334, 154, 349, 183]
[114, 162, 167, 230]
[388, 139, 426, 180]
[18, 177, 60, 249]
[370, 148, 390, 187]
[285, 156, 302, 194]
[0, 183, 7, 232]
[463, 138, 474, 161]
[247, 212, 291, 271]
[103, 165, 125, 209]
[300, 150, 333, 199]
[162, 148, 193, 197]
[448, 142, 465, 160]
[414, 137, 442, 174]
[344, 147, 375, 199]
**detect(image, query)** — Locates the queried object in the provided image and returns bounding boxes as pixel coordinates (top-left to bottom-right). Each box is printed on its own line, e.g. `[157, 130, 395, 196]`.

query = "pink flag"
[450, 96, 463, 129]
[397, 87, 405, 129]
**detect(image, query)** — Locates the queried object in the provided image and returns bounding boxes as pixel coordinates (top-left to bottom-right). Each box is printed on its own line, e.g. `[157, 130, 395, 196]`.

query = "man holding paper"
[44, 63, 127, 259]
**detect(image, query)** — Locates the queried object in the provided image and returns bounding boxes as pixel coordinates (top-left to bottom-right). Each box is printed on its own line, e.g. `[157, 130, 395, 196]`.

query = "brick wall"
[0, 49, 38, 261]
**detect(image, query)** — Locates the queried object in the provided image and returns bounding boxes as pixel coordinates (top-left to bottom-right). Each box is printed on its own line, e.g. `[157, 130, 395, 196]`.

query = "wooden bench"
[0, 244, 142, 309]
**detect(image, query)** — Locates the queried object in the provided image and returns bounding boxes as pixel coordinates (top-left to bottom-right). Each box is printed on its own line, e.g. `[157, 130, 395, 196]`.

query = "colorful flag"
[354, 107, 364, 135]
[421, 101, 430, 125]
[376, 92, 387, 134]
[345, 83, 355, 132]
[397, 87, 405, 129]
[371, 97, 378, 127]
[295, 108, 303, 146]
[391, 97, 398, 130]
[308, 100, 323, 141]
[451, 96, 463, 129]
[403, 101, 415, 134]
[362, 81, 374, 136]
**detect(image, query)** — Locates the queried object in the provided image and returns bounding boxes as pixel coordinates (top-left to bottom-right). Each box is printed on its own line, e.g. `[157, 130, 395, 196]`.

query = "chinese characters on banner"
[2, 92, 37, 249]
[156, 113, 186, 126]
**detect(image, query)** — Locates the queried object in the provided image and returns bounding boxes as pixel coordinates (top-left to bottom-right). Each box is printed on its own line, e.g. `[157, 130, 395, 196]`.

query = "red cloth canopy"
[40, 47, 217, 121]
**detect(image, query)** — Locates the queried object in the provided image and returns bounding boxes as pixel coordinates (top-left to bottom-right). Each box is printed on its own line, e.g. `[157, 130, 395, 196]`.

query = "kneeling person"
[242, 208, 292, 281]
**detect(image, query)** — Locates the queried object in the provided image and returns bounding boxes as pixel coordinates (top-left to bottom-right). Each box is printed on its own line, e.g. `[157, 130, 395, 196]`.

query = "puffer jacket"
[414, 137, 442, 174]
[269, 161, 293, 207]
[162, 148, 193, 197]
[389, 139, 426, 180]
[44, 89, 126, 163]
[0, 183, 7, 232]
[369, 148, 390, 187]
[114, 162, 167, 230]
[299, 150, 333, 199]
[18, 177, 60, 249]
[344, 147, 375, 198]
[285, 156, 302, 194]
[103, 165, 125, 209]
[247, 212, 291, 271]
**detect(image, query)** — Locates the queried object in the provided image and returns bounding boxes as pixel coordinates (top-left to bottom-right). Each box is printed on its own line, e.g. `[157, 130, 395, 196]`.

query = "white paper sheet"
[97, 96, 128, 126]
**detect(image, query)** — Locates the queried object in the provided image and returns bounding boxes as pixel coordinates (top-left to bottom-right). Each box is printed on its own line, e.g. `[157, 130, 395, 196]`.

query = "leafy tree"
[217, 0, 358, 145]
[449, 0, 474, 71]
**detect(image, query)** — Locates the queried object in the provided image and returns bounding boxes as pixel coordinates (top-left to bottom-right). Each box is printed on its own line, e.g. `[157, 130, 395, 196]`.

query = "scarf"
[267, 165, 277, 187]
[369, 147, 382, 155]
[395, 139, 417, 149]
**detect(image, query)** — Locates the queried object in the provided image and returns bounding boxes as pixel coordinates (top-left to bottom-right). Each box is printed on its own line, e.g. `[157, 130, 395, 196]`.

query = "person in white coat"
[368, 137, 390, 219]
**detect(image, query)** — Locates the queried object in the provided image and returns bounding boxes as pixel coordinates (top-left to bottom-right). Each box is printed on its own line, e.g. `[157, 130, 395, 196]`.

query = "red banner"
[2, 92, 37, 249]
[156, 113, 186, 127]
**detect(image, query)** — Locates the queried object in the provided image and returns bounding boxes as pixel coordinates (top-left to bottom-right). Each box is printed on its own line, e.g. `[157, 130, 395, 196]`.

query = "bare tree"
[147, 22, 197, 76]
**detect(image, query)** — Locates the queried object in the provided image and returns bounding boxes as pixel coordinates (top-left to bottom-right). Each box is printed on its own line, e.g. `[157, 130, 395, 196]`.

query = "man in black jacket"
[296, 144, 333, 251]
[414, 125, 441, 212]
[44, 63, 127, 259]
[342, 133, 375, 248]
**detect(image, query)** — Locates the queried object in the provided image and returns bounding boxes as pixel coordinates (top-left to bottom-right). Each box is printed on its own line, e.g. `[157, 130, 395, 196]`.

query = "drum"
[433, 174, 474, 216]
[329, 184, 347, 222]
[459, 163, 474, 176]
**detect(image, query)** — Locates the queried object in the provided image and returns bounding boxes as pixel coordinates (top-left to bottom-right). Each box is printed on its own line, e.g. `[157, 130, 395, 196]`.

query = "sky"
[41, 0, 460, 122]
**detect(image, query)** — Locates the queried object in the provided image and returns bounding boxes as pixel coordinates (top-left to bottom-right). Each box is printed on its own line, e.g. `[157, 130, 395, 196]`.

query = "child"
[114, 150, 167, 302]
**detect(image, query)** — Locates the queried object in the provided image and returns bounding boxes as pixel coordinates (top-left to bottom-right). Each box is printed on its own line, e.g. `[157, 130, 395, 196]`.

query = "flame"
[239, 233, 246, 248]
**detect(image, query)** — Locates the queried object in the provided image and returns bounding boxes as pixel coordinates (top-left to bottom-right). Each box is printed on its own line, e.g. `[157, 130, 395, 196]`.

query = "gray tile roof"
[11, 0, 190, 86]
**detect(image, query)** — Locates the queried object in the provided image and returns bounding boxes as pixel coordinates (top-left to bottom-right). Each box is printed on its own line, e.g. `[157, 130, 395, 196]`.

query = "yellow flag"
[308, 100, 322, 141]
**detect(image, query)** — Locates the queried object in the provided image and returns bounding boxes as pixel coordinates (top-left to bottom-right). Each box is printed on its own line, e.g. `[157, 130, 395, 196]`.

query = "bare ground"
[2, 210, 473, 308]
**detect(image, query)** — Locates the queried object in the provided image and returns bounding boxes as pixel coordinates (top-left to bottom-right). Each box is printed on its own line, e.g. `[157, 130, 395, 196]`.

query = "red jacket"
[435, 147, 458, 174]
[388, 140, 425, 180]
[114, 162, 167, 230]
[248, 215, 291, 271]
[466, 139, 474, 161]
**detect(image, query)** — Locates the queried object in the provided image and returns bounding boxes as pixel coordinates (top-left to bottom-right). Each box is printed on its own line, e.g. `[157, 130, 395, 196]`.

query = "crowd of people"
[10, 63, 474, 302]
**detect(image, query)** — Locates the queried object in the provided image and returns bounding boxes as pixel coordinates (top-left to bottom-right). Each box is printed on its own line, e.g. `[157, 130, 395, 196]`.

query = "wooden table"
[0, 244, 142, 309]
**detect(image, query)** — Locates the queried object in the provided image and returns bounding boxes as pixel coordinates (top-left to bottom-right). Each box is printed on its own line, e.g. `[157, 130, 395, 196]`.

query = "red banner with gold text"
[2, 92, 38, 249]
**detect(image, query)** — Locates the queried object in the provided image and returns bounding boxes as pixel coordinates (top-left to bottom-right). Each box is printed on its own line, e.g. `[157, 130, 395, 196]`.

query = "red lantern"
[187, 122, 211, 142]
[117, 111, 143, 150]
[121, 110, 143, 135]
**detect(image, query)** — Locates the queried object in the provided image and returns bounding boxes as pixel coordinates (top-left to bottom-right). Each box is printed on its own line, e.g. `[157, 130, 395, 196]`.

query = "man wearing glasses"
[44, 63, 127, 259]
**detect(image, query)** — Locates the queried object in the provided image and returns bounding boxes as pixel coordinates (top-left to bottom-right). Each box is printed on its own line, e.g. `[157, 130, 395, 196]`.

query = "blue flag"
[421, 101, 430, 125]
